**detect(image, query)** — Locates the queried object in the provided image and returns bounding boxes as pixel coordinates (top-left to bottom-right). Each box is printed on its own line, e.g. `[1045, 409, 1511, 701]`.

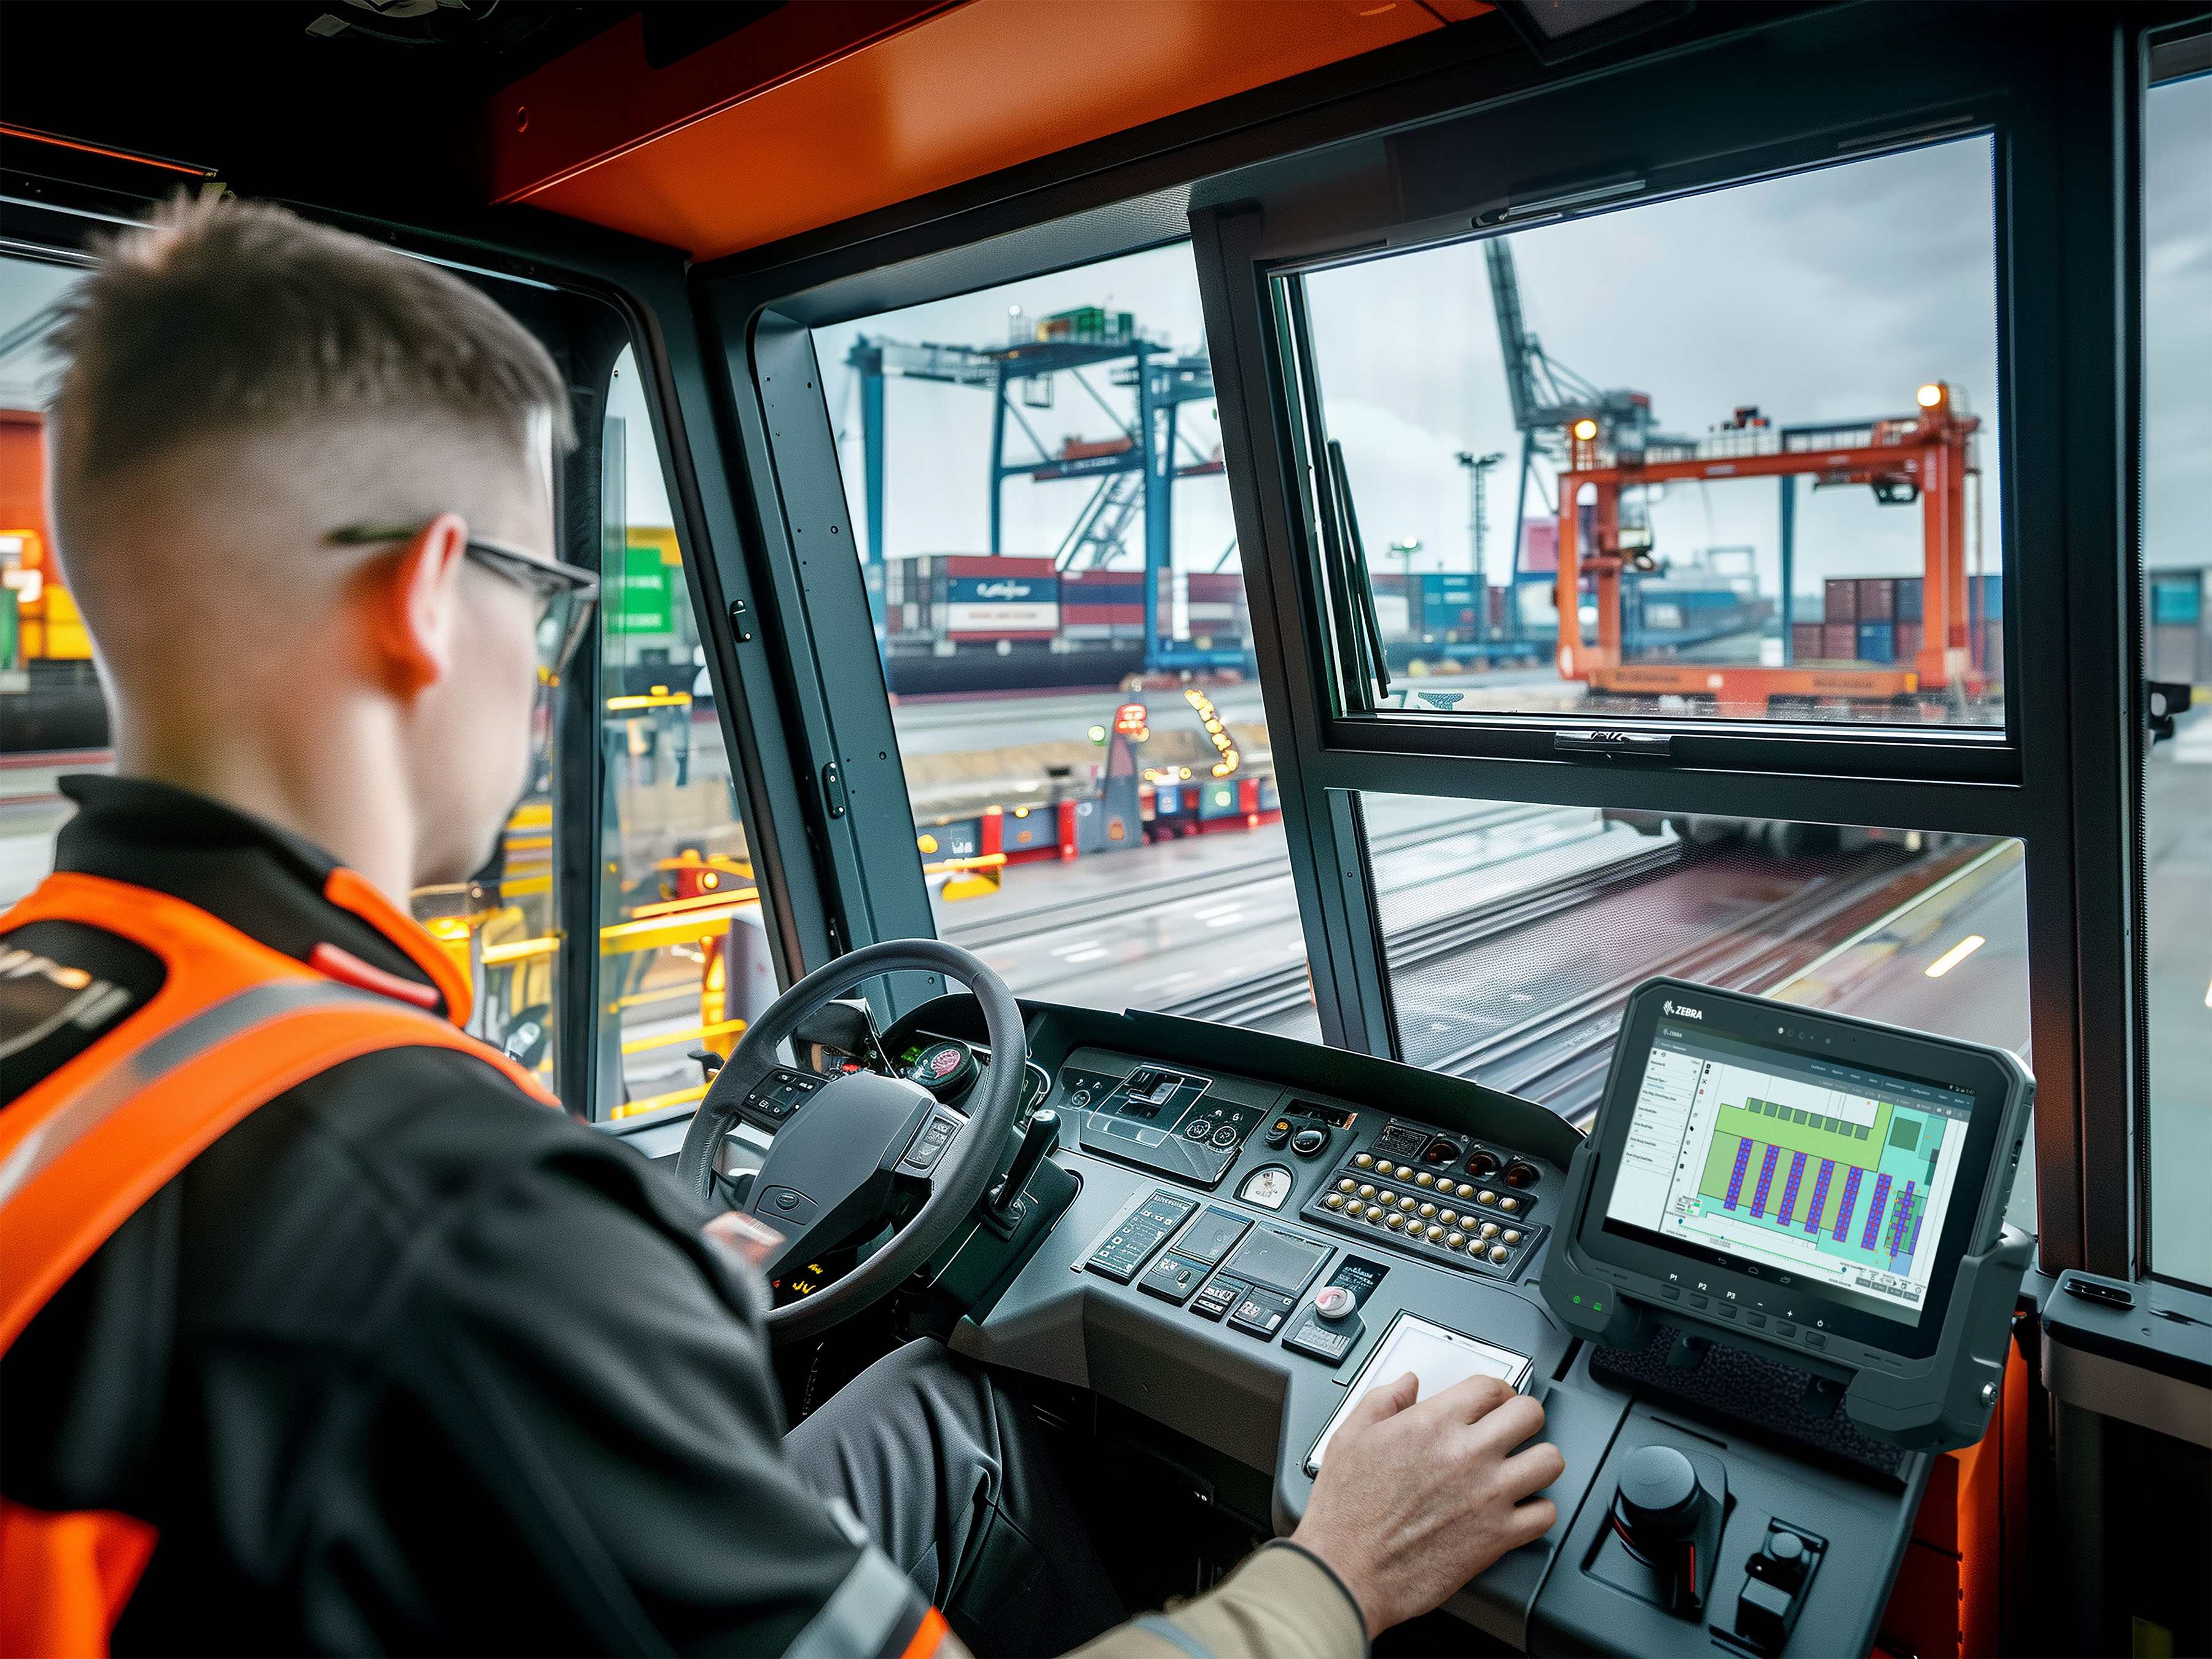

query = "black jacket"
[1, 777, 865, 1655]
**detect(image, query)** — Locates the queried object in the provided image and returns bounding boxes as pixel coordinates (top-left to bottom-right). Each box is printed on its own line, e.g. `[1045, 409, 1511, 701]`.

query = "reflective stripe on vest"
[0, 870, 557, 1658]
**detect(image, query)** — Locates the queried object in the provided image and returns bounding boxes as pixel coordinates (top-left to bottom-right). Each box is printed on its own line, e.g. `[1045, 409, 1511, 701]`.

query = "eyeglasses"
[327, 523, 599, 683]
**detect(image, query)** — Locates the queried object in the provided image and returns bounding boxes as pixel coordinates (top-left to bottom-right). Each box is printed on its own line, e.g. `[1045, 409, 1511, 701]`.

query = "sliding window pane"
[1298, 136, 2003, 729]
[2141, 58, 2212, 1288]
[582, 348, 774, 1121]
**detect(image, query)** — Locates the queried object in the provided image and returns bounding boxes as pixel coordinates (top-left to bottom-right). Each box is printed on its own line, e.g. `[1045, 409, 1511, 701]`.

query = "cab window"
[2140, 58, 2212, 1287]
[592, 346, 768, 1119]
[812, 246, 1312, 1037]
[1289, 135, 2004, 738]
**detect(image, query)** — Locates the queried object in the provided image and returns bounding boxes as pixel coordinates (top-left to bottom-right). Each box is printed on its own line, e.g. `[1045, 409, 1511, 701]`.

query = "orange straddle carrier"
[0, 871, 556, 1659]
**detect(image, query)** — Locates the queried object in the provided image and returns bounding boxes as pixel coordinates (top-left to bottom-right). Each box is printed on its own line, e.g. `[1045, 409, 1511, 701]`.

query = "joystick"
[1607, 1445, 1727, 1617]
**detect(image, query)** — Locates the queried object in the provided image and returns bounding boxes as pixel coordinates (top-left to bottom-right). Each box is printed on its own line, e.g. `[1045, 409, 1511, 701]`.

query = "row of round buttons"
[1335, 1176, 1524, 1214]
[1352, 1155, 1472, 1191]
[1320, 1191, 1524, 1260]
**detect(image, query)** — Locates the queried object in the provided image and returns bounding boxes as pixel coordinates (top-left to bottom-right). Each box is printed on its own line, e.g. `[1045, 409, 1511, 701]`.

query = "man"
[0, 196, 1564, 1657]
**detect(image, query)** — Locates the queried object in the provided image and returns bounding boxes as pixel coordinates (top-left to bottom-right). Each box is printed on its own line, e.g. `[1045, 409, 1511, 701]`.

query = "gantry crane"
[847, 319, 1231, 672]
[1552, 382, 1982, 706]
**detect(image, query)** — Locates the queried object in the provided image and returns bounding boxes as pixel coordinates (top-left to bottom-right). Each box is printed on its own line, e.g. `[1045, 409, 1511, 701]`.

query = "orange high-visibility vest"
[0, 870, 557, 1659]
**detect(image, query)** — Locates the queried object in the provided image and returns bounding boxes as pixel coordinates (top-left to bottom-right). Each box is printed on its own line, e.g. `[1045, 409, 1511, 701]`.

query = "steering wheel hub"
[676, 939, 1029, 1343]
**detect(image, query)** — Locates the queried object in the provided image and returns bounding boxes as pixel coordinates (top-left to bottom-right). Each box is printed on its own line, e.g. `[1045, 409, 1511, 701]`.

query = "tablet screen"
[1602, 1016, 1975, 1327]
[1305, 1314, 1532, 1473]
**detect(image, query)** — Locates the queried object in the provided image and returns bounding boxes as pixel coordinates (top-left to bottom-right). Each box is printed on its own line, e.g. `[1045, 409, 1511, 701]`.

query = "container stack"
[1183, 572, 1249, 653]
[1060, 567, 1145, 646]
[1801, 575, 2002, 672]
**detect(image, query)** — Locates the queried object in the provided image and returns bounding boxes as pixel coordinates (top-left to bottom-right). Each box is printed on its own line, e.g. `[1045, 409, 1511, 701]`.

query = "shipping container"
[1791, 622, 1826, 661]
[1822, 623, 1859, 659]
[1857, 578, 1896, 621]
[1825, 579, 1858, 624]
[1857, 621, 1894, 663]
[1896, 577, 1923, 623]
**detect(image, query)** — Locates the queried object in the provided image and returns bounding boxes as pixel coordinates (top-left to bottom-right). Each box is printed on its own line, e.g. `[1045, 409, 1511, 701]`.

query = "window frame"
[1186, 6, 2147, 1279]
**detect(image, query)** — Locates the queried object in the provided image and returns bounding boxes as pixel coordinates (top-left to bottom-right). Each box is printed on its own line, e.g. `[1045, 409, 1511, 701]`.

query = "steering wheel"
[675, 939, 1027, 1344]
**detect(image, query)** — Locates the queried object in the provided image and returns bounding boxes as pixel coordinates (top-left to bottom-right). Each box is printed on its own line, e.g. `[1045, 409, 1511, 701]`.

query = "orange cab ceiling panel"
[495, 0, 1469, 261]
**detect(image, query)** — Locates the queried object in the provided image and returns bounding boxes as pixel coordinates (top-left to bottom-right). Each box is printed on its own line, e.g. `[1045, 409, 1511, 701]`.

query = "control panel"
[1061, 1062, 1272, 1186]
[881, 990, 1974, 1659]
[1089, 1186, 1338, 1344]
[1303, 1120, 1556, 1282]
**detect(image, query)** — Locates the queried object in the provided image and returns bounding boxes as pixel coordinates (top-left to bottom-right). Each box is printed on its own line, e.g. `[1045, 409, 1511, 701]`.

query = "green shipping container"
[608, 546, 676, 635]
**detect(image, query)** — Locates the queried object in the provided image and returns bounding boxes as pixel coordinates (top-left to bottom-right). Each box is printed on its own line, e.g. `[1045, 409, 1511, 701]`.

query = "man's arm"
[1069, 1373, 1564, 1659]
[347, 1092, 882, 1654]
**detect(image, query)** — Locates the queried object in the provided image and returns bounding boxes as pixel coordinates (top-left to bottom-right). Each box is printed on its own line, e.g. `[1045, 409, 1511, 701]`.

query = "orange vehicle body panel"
[487, 0, 1478, 261]
[1878, 1317, 2032, 1657]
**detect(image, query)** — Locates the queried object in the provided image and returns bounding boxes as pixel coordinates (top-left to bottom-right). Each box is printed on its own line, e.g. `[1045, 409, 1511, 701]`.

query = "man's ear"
[367, 512, 471, 696]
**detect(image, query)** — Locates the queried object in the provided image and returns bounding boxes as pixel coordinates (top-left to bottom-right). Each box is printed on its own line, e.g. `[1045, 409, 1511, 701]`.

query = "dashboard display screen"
[1603, 1019, 1976, 1327]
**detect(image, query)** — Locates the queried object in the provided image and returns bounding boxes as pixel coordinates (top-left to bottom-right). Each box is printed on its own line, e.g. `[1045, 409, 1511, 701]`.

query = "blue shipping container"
[1857, 621, 1895, 663]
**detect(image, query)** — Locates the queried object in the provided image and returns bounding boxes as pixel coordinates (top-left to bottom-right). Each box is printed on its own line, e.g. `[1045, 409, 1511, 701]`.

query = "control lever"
[689, 1049, 724, 1084]
[981, 1110, 1058, 1239]
[1609, 1445, 1727, 1617]
[1733, 1522, 1825, 1655]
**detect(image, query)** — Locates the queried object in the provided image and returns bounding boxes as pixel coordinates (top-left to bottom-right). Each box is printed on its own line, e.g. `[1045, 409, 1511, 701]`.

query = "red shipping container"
[1822, 624, 1859, 660]
[1185, 573, 1246, 602]
[1521, 519, 1559, 573]
[1857, 578, 1896, 621]
[944, 555, 1056, 579]
[1791, 624, 1826, 661]
[1894, 622, 1923, 664]
[1825, 579, 1859, 624]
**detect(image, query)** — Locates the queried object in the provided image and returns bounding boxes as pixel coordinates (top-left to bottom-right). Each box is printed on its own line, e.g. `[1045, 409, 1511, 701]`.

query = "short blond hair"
[48, 191, 572, 499]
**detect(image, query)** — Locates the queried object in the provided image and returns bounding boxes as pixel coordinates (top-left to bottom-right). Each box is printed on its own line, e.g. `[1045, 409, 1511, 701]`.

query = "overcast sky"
[819, 85, 2210, 600]
[2147, 70, 2212, 572]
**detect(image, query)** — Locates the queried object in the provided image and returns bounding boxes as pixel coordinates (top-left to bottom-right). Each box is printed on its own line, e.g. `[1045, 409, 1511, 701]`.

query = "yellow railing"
[611, 1081, 709, 1120]
[599, 898, 760, 956]
[606, 691, 693, 712]
[621, 1016, 748, 1056]
[482, 933, 563, 967]
[630, 885, 762, 920]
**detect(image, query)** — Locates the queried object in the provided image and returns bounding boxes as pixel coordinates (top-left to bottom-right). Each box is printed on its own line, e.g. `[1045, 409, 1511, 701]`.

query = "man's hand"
[1289, 1373, 1565, 1636]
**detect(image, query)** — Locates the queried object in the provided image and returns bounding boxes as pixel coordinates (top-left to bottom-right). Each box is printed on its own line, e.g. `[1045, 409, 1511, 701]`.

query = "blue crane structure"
[847, 316, 1241, 674]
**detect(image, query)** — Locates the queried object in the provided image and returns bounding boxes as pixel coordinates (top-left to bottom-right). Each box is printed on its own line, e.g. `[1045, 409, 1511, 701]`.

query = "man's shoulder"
[259, 1040, 700, 1228]
[184, 1041, 725, 1336]
[0, 914, 168, 1104]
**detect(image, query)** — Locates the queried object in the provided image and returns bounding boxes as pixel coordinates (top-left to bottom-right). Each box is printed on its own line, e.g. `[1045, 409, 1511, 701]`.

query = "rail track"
[1165, 834, 1995, 1129]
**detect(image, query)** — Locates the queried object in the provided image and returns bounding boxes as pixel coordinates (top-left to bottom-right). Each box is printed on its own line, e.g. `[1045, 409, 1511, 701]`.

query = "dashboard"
[849, 994, 1944, 1658]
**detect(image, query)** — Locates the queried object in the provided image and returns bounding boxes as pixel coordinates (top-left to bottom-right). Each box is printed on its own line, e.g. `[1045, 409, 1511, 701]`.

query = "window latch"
[821, 761, 849, 818]
[2147, 681, 2194, 743]
[1554, 730, 1674, 762]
